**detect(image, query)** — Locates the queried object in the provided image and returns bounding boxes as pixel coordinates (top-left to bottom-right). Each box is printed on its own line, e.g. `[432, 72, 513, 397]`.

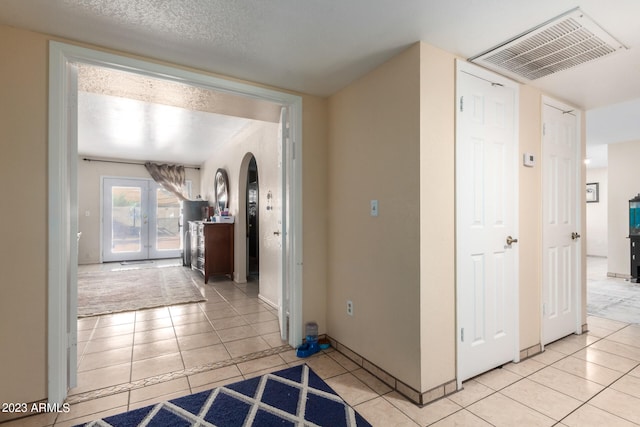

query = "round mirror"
[215, 169, 229, 214]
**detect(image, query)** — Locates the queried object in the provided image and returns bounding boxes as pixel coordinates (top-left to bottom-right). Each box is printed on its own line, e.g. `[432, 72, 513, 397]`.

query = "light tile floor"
[587, 256, 640, 324]
[5, 258, 640, 426]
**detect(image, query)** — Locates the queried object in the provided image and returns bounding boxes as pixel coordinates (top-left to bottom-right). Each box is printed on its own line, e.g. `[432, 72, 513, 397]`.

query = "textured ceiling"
[77, 64, 281, 123]
[1, 0, 639, 108]
[1, 0, 639, 166]
[77, 65, 281, 164]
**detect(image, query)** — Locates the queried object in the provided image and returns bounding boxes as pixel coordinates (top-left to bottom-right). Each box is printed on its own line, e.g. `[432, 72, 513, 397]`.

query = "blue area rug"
[77, 364, 372, 426]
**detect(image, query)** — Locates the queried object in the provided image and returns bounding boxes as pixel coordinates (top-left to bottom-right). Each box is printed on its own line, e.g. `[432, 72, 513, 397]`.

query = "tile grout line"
[436, 335, 602, 425]
[65, 344, 293, 406]
[469, 330, 640, 426]
[168, 302, 189, 395]
[505, 336, 609, 423]
[556, 355, 640, 424]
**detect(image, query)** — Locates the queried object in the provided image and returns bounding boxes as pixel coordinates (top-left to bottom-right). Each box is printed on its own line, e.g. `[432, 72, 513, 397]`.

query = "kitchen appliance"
[182, 200, 209, 266]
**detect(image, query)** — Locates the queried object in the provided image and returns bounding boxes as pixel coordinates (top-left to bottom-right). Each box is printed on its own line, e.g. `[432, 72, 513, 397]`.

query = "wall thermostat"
[523, 153, 535, 167]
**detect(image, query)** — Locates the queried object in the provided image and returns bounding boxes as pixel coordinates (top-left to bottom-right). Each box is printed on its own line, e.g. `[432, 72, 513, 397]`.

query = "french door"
[103, 177, 182, 262]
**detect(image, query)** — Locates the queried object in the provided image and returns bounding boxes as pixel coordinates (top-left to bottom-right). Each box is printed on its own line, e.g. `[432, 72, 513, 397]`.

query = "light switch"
[370, 200, 378, 217]
[523, 153, 535, 167]
[85, 210, 91, 217]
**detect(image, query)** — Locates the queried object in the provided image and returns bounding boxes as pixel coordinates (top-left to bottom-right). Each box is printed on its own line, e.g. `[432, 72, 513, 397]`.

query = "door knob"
[571, 232, 581, 240]
[273, 231, 281, 236]
[506, 236, 518, 245]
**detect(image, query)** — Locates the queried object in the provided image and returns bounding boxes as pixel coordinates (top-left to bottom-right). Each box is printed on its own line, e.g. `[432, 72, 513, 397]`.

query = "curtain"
[144, 162, 189, 201]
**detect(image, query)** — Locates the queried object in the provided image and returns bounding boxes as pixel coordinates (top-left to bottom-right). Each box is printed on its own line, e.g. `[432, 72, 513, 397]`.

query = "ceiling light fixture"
[469, 8, 627, 81]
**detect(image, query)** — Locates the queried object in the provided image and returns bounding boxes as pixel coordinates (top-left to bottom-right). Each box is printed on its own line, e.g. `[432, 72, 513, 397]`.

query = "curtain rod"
[82, 157, 200, 170]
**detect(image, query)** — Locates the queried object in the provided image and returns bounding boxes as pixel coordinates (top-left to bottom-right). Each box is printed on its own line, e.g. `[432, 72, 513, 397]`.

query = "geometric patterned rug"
[75, 364, 373, 426]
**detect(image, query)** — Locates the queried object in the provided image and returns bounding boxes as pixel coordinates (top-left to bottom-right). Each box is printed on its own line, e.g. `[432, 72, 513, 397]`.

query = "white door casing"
[48, 41, 303, 404]
[456, 60, 520, 384]
[279, 107, 289, 340]
[541, 99, 582, 345]
[67, 62, 79, 391]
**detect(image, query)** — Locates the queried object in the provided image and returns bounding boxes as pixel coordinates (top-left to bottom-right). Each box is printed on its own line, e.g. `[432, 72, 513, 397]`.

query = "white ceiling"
[586, 98, 640, 168]
[75, 64, 281, 165]
[1, 0, 639, 165]
[78, 91, 254, 165]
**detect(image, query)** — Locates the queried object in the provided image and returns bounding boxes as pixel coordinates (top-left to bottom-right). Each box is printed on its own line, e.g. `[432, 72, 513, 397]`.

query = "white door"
[542, 99, 581, 345]
[103, 177, 182, 262]
[456, 61, 519, 383]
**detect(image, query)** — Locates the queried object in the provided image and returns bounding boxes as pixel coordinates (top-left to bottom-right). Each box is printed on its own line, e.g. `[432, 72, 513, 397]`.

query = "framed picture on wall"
[586, 182, 599, 203]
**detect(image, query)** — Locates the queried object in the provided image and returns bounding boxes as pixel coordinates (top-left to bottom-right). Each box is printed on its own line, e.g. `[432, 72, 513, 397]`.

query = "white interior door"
[542, 99, 581, 345]
[456, 61, 519, 383]
[103, 177, 182, 262]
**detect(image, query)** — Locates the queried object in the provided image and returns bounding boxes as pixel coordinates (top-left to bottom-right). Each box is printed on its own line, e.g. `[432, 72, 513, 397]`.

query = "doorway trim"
[48, 41, 304, 404]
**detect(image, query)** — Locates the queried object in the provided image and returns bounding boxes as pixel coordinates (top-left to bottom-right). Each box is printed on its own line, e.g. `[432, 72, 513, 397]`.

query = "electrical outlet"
[346, 300, 353, 316]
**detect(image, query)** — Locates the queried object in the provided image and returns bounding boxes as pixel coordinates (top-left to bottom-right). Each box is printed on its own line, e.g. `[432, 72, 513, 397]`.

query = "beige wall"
[77, 159, 201, 264]
[518, 86, 543, 350]
[328, 43, 423, 390]
[300, 95, 329, 334]
[418, 43, 456, 390]
[0, 23, 328, 404]
[0, 25, 48, 404]
[608, 140, 640, 276]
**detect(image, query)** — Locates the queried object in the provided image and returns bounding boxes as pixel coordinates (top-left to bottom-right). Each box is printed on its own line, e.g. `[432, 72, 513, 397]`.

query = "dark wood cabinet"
[189, 221, 234, 283]
[631, 236, 640, 283]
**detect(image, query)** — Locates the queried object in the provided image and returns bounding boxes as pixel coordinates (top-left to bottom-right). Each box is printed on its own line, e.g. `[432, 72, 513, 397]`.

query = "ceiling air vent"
[469, 8, 627, 81]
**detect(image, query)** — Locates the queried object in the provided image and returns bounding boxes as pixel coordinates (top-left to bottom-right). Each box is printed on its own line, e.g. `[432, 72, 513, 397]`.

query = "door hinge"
[461, 328, 464, 342]
[460, 96, 464, 112]
[292, 141, 296, 160]
[543, 303, 546, 316]
[543, 123, 546, 136]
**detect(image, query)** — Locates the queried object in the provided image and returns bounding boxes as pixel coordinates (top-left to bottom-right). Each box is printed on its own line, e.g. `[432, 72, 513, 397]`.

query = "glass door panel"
[111, 186, 142, 254]
[149, 186, 182, 258]
[103, 178, 149, 262]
